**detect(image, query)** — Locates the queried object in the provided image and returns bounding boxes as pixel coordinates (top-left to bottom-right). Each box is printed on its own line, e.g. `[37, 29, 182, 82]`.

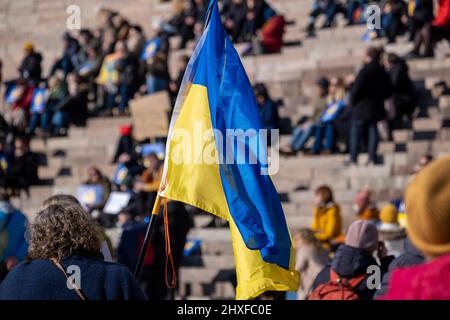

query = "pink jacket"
[380, 253, 450, 300]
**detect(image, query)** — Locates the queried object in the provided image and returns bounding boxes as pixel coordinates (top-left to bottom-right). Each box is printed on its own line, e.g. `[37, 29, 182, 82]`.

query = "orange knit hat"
[405, 155, 450, 257]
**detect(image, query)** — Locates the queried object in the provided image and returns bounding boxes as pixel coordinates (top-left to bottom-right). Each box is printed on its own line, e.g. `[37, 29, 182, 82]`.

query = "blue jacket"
[0, 255, 148, 300]
[374, 237, 425, 299]
[0, 204, 28, 261]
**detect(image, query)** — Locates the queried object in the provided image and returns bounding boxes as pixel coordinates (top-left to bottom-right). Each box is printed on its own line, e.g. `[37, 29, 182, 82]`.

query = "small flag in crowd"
[30, 88, 47, 114]
[96, 52, 120, 85]
[320, 100, 345, 122]
[140, 38, 161, 61]
[77, 184, 104, 209]
[4, 84, 22, 104]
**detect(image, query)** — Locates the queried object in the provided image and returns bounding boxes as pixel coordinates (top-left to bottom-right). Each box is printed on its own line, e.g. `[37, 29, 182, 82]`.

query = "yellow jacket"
[311, 204, 342, 243]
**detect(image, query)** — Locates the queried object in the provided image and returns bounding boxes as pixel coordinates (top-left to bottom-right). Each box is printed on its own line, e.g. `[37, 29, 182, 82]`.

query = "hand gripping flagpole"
[134, 193, 162, 279]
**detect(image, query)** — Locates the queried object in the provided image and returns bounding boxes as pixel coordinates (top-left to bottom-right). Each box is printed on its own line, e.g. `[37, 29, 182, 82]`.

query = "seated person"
[255, 83, 279, 131]
[0, 193, 28, 281]
[28, 76, 68, 136]
[282, 77, 330, 155]
[306, 0, 341, 37]
[405, 0, 434, 42]
[311, 77, 346, 155]
[83, 166, 112, 224]
[381, 0, 407, 43]
[310, 220, 394, 300]
[6, 136, 39, 194]
[311, 185, 342, 249]
[407, 0, 450, 58]
[353, 189, 380, 221]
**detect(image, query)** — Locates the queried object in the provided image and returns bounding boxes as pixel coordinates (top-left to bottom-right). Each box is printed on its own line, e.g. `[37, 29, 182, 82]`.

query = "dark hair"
[366, 46, 383, 62]
[387, 53, 400, 65]
[131, 25, 143, 33]
[315, 185, 334, 203]
[254, 83, 269, 99]
[28, 204, 101, 260]
[421, 153, 433, 162]
[0, 191, 10, 202]
[42, 194, 81, 208]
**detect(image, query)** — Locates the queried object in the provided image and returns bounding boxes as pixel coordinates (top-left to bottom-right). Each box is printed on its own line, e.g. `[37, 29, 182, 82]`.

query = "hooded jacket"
[374, 237, 425, 298]
[311, 244, 393, 300]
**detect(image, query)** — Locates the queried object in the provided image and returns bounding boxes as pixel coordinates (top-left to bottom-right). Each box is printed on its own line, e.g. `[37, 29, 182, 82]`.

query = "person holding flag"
[135, 0, 299, 300]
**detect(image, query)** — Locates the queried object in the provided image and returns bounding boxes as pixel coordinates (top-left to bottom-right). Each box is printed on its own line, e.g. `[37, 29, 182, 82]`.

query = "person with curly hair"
[0, 204, 147, 300]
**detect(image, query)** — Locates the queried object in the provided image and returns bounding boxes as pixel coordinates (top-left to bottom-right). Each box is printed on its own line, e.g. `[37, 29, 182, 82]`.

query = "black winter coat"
[389, 59, 416, 116]
[350, 61, 392, 122]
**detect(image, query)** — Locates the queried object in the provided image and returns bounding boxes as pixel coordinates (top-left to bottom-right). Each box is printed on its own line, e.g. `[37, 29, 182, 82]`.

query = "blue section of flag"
[189, 2, 291, 270]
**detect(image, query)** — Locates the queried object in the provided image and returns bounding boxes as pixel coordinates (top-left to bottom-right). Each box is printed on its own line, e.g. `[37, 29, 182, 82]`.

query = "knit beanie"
[345, 220, 379, 252]
[119, 125, 132, 136]
[405, 156, 450, 257]
[353, 190, 370, 210]
[380, 204, 398, 224]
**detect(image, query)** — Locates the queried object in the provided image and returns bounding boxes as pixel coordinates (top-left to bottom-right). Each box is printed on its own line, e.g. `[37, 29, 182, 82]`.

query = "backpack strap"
[50, 258, 87, 300]
[330, 269, 366, 288]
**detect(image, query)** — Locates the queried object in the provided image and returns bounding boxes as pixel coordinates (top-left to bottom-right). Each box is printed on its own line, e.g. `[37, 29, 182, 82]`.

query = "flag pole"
[134, 194, 162, 279]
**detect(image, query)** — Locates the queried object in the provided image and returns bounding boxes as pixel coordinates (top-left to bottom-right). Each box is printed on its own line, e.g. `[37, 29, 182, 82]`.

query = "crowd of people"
[306, 0, 450, 59]
[279, 46, 416, 165]
[1, 152, 450, 299]
[293, 153, 450, 300]
[0, 0, 288, 196]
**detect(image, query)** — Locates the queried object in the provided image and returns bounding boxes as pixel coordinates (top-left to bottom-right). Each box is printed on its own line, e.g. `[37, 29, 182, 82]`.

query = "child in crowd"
[377, 204, 406, 257]
[353, 189, 379, 221]
[311, 185, 342, 249]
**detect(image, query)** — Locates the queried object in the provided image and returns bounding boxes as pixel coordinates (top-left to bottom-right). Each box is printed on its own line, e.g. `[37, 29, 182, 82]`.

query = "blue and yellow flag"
[30, 88, 47, 114]
[156, 0, 299, 299]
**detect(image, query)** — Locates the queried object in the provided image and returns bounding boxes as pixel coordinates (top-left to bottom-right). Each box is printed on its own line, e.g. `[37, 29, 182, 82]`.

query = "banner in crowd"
[4, 84, 22, 104]
[77, 184, 104, 209]
[129, 92, 170, 140]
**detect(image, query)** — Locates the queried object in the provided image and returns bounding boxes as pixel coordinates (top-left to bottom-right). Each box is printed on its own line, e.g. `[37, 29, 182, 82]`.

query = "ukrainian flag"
[156, 0, 299, 299]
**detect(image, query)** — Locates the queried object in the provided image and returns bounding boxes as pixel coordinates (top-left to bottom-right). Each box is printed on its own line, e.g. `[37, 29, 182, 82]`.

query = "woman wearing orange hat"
[380, 156, 450, 299]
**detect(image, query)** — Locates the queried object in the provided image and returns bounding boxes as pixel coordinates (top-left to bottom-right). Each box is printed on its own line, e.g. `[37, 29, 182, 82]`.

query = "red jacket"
[13, 85, 34, 110]
[261, 15, 286, 54]
[380, 253, 450, 300]
[432, 0, 450, 27]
